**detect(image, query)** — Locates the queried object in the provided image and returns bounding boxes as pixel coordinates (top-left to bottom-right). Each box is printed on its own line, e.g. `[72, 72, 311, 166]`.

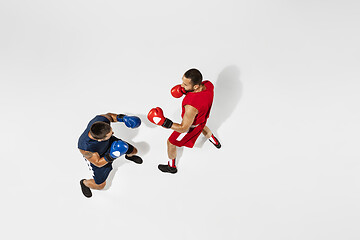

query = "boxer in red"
[148, 68, 221, 174]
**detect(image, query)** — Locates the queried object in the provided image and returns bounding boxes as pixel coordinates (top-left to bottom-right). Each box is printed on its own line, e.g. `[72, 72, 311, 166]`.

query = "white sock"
[209, 134, 219, 145]
[168, 158, 176, 168]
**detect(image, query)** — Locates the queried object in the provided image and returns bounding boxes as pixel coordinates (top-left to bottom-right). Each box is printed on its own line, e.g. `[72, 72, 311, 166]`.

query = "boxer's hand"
[117, 114, 141, 128]
[104, 140, 129, 162]
[147, 107, 173, 128]
[171, 84, 186, 98]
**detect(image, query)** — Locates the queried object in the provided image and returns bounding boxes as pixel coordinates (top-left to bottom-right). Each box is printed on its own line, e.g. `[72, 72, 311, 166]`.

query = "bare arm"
[170, 105, 198, 133]
[101, 113, 118, 122]
[79, 149, 109, 168]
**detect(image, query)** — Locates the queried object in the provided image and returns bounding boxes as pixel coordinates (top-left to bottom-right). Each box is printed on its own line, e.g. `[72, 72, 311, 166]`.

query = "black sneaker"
[125, 155, 143, 164]
[209, 136, 221, 149]
[80, 179, 92, 198]
[158, 164, 177, 174]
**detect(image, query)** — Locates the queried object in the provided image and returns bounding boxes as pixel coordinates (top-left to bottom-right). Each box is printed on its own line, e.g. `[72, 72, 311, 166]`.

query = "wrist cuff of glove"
[162, 118, 173, 128]
[104, 153, 116, 163]
[116, 114, 125, 122]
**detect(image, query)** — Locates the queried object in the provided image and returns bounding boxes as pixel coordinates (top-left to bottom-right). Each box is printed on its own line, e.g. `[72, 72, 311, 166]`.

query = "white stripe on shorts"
[84, 158, 95, 177]
[175, 124, 200, 141]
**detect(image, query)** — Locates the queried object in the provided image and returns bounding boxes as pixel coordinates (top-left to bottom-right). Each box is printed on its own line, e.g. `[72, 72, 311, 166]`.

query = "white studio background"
[0, 0, 359, 239]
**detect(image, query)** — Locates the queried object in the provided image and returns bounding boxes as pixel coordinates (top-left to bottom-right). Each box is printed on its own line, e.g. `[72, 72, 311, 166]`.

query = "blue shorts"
[85, 159, 113, 185]
[84, 139, 134, 185]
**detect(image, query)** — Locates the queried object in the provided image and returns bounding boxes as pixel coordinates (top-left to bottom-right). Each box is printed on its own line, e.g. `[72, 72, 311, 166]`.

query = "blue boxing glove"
[117, 114, 141, 128]
[104, 140, 129, 162]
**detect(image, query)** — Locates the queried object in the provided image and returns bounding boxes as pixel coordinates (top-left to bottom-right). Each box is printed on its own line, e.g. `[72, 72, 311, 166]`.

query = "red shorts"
[168, 123, 206, 148]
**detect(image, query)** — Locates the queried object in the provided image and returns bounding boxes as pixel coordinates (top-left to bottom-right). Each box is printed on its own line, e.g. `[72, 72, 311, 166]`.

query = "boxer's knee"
[167, 139, 175, 148]
[95, 181, 106, 190]
[84, 179, 106, 190]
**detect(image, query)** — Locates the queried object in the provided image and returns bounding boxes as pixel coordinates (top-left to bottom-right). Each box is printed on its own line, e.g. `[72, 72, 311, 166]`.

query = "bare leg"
[167, 139, 177, 160]
[158, 139, 178, 173]
[202, 125, 213, 138]
[84, 179, 106, 190]
[126, 147, 138, 157]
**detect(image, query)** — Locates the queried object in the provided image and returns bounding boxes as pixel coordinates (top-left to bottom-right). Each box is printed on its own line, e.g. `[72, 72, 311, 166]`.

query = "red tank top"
[181, 80, 214, 125]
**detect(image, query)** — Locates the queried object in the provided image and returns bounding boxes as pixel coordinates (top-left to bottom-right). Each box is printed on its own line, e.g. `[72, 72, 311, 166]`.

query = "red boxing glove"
[171, 84, 186, 98]
[147, 107, 173, 128]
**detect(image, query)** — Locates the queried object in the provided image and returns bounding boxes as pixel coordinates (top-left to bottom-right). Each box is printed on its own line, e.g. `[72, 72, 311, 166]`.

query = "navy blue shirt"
[78, 115, 112, 157]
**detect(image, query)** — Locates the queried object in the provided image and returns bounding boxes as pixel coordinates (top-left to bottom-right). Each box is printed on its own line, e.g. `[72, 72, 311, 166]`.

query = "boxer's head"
[182, 68, 203, 92]
[90, 121, 113, 141]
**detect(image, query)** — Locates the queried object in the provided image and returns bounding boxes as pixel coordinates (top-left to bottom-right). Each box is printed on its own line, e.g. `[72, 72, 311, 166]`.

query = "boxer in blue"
[78, 113, 142, 198]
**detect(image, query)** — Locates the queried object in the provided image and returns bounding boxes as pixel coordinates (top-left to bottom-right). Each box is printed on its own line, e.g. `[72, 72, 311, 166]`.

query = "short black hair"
[184, 68, 203, 86]
[90, 121, 111, 139]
